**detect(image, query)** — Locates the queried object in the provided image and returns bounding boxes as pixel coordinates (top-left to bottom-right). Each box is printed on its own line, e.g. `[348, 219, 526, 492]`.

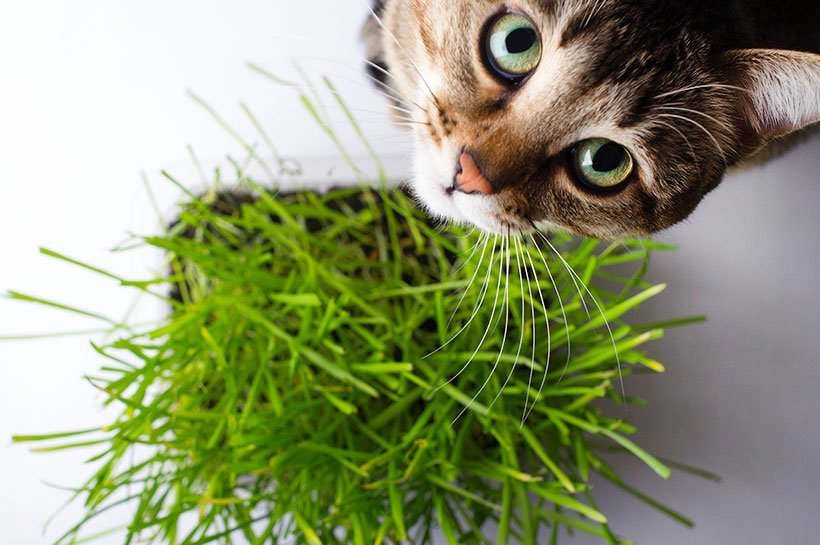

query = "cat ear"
[725, 49, 820, 150]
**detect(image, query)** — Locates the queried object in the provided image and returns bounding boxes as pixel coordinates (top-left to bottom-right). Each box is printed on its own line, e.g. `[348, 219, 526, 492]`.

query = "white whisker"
[657, 113, 728, 165]
[658, 106, 732, 132]
[425, 234, 496, 360]
[362, 58, 408, 98]
[431, 235, 504, 389]
[486, 235, 527, 414]
[657, 105, 735, 141]
[336, 63, 427, 113]
[522, 234, 566, 422]
[385, 102, 417, 117]
[364, 2, 440, 106]
[344, 106, 417, 121]
[583, 0, 607, 29]
[362, 71, 414, 108]
[653, 119, 697, 163]
[451, 230, 485, 276]
[655, 83, 749, 99]
[452, 233, 512, 425]
[519, 234, 538, 426]
[392, 121, 432, 129]
[537, 231, 625, 396]
[444, 233, 490, 330]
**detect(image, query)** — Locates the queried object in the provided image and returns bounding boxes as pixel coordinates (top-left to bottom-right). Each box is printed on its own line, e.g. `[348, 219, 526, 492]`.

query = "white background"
[0, 1, 818, 544]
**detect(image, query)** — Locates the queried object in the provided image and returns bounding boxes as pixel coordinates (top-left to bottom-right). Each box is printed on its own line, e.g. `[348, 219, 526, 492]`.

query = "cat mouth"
[445, 190, 531, 234]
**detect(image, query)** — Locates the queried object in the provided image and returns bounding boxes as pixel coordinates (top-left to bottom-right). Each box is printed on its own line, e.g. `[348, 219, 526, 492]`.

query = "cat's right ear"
[725, 49, 820, 154]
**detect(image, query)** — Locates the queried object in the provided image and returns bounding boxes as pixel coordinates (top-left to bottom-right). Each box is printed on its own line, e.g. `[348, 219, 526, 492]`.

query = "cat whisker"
[519, 234, 538, 427]
[363, 59, 404, 94]
[385, 102, 417, 117]
[331, 74, 428, 119]
[451, 230, 486, 277]
[485, 234, 528, 414]
[655, 83, 750, 99]
[311, 57, 425, 114]
[453, 232, 512, 425]
[308, 71, 413, 114]
[392, 121, 433, 129]
[397, 58, 442, 107]
[657, 105, 735, 142]
[535, 229, 626, 397]
[522, 233, 570, 420]
[386, 116, 428, 125]
[362, 61, 428, 111]
[521, 236, 554, 424]
[371, 75, 434, 120]
[630, 238, 650, 271]
[583, 0, 608, 30]
[653, 119, 698, 164]
[425, 234, 495, 360]
[449, 226, 479, 240]
[342, 106, 419, 122]
[533, 234, 578, 383]
[657, 113, 729, 167]
[382, 117, 427, 125]
[548, 239, 591, 320]
[443, 233, 490, 331]
[365, 2, 441, 106]
[281, 55, 417, 110]
[460, 229, 486, 253]
[429, 235, 502, 385]
[557, 243, 591, 319]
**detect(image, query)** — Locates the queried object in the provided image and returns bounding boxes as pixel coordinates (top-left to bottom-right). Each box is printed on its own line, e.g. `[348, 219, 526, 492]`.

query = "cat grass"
[8, 71, 709, 545]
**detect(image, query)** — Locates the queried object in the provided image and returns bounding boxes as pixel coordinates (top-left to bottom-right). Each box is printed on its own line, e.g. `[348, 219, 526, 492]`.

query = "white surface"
[0, 1, 407, 543]
[1, 2, 819, 544]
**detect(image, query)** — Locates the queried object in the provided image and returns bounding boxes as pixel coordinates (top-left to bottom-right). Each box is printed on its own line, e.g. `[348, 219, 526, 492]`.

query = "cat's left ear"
[724, 49, 820, 152]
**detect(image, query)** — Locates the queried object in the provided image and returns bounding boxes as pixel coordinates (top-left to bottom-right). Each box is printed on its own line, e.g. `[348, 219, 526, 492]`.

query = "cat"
[363, 0, 820, 238]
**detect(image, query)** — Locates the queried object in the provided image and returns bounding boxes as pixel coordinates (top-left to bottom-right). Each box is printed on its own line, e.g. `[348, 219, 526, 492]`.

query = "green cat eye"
[485, 12, 542, 81]
[570, 139, 634, 190]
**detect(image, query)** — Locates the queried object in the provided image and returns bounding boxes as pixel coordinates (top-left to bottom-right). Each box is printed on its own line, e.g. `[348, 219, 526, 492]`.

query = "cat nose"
[453, 152, 495, 196]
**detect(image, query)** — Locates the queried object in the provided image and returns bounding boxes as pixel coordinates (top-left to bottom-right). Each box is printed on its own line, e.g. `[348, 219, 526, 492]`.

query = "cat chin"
[409, 175, 466, 223]
[450, 194, 518, 235]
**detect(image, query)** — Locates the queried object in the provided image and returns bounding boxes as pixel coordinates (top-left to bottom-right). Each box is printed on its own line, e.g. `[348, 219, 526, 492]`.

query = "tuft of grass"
[8, 68, 707, 544]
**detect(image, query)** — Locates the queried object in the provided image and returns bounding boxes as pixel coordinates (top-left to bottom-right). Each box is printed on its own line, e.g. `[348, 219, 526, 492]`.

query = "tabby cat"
[363, 0, 820, 238]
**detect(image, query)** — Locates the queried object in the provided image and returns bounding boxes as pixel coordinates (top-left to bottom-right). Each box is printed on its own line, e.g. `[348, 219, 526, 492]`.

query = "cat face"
[366, 0, 820, 238]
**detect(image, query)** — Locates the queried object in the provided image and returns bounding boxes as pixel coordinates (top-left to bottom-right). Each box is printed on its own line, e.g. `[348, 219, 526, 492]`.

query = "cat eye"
[484, 12, 542, 82]
[570, 139, 635, 191]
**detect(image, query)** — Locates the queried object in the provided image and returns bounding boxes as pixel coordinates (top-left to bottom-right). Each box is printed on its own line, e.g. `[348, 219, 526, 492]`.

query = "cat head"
[364, 0, 820, 238]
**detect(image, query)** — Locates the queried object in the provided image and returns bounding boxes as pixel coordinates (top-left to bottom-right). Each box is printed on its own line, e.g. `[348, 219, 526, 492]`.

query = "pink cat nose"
[454, 152, 495, 196]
